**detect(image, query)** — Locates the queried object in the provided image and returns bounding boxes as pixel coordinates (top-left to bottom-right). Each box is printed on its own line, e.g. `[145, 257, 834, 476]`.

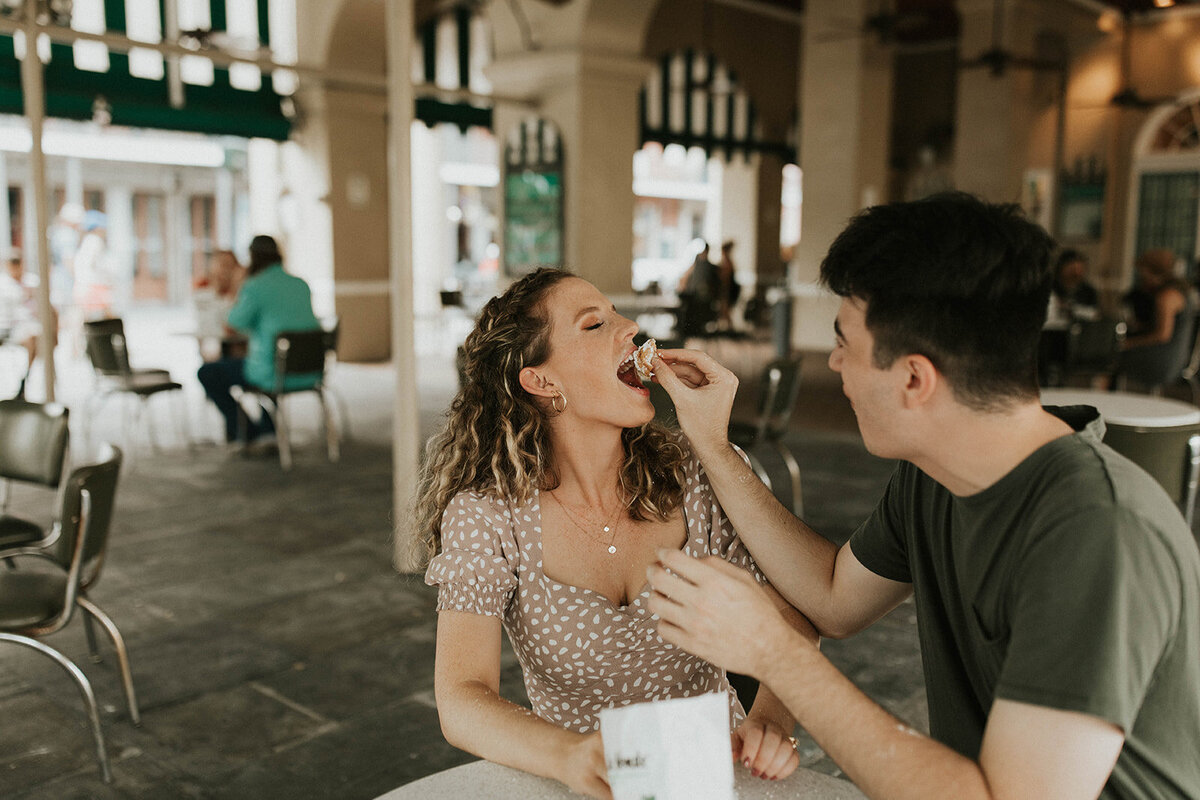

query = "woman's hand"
[733, 717, 800, 781]
[560, 731, 612, 799]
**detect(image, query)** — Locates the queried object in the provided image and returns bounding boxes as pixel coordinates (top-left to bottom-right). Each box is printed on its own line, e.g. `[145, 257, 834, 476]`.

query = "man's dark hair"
[247, 235, 283, 276]
[820, 192, 1054, 411]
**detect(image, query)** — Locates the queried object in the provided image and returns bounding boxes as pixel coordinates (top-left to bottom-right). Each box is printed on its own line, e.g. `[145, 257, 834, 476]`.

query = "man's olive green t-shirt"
[849, 406, 1200, 798]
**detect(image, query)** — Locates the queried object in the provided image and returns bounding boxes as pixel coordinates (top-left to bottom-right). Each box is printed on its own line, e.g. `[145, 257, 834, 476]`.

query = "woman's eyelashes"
[584, 321, 603, 331]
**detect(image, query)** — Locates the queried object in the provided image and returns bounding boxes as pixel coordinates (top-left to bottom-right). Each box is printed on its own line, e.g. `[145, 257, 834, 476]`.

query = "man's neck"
[909, 401, 1075, 497]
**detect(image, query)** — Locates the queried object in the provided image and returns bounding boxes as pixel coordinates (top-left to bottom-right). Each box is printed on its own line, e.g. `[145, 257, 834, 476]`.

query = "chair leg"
[81, 606, 101, 663]
[275, 396, 293, 471]
[174, 390, 191, 449]
[772, 439, 804, 519]
[139, 396, 160, 453]
[235, 391, 250, 448]
[77, 596, 141, 726]
[0, 632, 113, 783]
[331, 388, 352, 442]
[318, 391, 340, 463]
[1182, 435, 1200, 536]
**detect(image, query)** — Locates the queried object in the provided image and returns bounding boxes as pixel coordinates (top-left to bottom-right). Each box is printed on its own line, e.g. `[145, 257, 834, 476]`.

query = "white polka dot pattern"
[425, 453, 768, 734]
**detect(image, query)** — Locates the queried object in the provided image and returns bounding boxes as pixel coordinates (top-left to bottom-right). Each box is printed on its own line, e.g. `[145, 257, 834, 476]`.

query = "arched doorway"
[1127, 91, 1200, 282]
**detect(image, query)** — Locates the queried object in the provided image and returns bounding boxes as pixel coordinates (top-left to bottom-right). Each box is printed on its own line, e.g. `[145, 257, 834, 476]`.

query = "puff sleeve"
[424, 490, 520, 617]
[694, 449, 768, 586]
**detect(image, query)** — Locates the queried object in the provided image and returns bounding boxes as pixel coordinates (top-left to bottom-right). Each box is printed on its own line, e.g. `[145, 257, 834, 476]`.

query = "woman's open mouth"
[617, 358, 643, 389]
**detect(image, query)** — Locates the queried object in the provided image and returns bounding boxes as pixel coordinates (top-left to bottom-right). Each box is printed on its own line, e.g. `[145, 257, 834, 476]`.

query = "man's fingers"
[645, 559, 704, 605]
[655, 549, 759, 590]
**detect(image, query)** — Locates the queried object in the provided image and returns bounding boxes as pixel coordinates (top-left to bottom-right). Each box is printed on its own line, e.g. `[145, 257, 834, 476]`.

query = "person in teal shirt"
[197, 235, 321, 444]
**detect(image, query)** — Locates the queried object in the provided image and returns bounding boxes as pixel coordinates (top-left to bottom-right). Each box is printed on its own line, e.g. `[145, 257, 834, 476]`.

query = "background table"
[1040, 388, 1200, 428]
[376, 759, 867, 800]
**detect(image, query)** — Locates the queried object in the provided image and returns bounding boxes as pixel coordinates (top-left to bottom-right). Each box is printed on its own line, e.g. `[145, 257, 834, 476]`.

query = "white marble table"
[1040, 388, 1200, 428]
[376, 759, 867, 800]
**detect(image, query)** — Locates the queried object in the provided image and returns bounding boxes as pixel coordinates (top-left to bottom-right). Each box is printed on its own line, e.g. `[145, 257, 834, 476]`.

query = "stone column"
[790, 0, 892, 351]
[755, 153, 785, 283]
[325, 87, 391, 361]
[792, 0, 893, 286]
[952, 0, 1043, 203]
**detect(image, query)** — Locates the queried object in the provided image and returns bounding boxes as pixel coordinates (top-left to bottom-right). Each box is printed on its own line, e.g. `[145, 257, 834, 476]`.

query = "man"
[647, 193, 1200, 799]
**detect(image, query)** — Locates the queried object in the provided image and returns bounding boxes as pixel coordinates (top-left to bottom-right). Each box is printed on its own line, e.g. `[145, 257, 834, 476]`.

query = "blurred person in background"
[0, 253, 43, 398]
[717, 240, 742, 328]
[1121, 248, 1191, 349]
[1049, 249, 1099, 321]
[72, 210, 115, 321]
[193, 250, 246, 362]
[1116, 248, 1196, 390]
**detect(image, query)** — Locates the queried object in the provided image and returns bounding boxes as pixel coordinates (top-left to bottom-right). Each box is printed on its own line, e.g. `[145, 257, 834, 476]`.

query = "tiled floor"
[0, 316, 922, 799]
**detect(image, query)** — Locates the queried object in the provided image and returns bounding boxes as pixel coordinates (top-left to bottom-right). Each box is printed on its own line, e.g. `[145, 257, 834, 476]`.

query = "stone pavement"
[0, 329, 923, 799]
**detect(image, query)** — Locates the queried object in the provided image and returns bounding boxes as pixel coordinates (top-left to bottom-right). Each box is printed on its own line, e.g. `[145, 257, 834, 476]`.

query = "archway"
[1126, 90, 1200, 281]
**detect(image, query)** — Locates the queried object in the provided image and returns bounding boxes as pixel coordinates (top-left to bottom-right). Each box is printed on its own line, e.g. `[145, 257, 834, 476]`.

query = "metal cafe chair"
[1103, 422, 1200, 533]
[0, 444, 133, 784]
[729, 355, 804, 517]
[82, 318, 186, 452]
[237, 326, 341, 471]
[0, 398, 70, 550]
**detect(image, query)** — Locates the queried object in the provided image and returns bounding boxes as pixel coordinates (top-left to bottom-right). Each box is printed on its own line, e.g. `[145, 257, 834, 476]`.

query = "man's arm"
[653, 350, 910, 637]
[647, 555, 1125, 800]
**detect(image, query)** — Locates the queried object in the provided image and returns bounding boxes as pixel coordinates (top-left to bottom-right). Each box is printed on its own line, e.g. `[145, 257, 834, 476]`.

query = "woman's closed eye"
[584, 321, 604, 331]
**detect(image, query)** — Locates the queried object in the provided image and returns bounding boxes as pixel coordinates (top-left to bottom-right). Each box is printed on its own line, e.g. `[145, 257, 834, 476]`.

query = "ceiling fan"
[1107, 11, 1176, 109]
[816, 0, 939, 46]
[958, 0, 1064, 77]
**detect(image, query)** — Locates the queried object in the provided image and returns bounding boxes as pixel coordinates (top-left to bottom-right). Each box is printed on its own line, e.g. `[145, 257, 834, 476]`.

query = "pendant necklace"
[548, 489, 625, 554]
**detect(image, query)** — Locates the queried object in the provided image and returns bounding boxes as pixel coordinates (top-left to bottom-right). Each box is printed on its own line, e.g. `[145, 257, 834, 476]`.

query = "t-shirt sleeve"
[995, 508, 1180, 730]
[423, 491, 519, 618]
[848, 463, 913, 584]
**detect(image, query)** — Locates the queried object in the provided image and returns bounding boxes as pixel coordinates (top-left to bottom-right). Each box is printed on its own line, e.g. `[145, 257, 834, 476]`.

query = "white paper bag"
[599, 693, 733, 800]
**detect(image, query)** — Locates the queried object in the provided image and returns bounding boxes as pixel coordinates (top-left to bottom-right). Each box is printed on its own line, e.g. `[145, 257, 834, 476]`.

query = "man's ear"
[518, 366, 557, 399]
[900, 354, 939, 408]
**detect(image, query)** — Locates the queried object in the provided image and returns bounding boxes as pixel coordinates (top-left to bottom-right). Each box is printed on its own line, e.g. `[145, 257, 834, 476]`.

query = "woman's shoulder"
[445, 487, 515, 522]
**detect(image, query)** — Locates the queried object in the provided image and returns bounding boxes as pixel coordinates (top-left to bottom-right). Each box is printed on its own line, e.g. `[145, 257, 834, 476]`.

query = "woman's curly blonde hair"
[407, 267, 689, 566]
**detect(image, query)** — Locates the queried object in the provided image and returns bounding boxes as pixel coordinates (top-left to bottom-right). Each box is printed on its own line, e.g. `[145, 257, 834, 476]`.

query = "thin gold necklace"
[547, 489, 625, 554]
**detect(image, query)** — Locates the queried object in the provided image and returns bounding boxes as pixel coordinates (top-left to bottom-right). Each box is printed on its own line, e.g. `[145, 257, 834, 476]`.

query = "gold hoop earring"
[551, 390, 567, 414]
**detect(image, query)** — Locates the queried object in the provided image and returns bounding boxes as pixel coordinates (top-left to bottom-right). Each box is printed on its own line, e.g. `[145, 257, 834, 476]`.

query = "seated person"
[193, 250, 246, 361]
[0, 254, 43, 398]
[412, 268, 816, 798]
[197, 235, 320, 445]
[1118, 248, 1194, 386]
[1049, 248, 1099, 320]
[676, 241, 722, 337]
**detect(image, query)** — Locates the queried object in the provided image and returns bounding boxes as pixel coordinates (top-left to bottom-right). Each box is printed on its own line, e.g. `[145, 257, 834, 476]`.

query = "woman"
[412, 268, 815, 798]
[1118, 249, 1194, 387]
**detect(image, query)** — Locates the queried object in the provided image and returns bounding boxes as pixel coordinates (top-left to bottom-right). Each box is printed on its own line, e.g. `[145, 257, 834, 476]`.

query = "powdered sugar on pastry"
[632, 338, 657, 381]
